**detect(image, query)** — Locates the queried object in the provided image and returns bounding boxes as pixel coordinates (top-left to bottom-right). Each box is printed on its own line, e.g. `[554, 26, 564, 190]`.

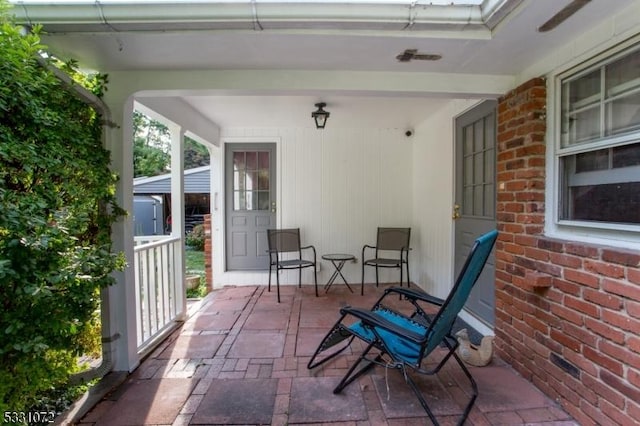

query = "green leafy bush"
[0, 1, 124, 414]
[186, 224, 206, 251]
[186, 276, 208, 299]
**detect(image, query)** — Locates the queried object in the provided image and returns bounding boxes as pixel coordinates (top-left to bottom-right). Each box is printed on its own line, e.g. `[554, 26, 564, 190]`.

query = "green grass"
[185, 249, 205, 274]
[185, 249, 207, 299]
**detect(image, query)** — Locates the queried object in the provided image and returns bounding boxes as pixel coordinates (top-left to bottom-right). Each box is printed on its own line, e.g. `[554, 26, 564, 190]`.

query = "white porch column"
[103, 95, 140, 372]
[208, 145, 222, 290]
[170, 125, 187, 320]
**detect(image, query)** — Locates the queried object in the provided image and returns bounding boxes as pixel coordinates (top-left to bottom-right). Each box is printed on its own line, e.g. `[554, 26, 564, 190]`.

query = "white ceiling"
[22, 0, 630, 74]
[11, 0, 637, 129]
[180, 94, 444, 129]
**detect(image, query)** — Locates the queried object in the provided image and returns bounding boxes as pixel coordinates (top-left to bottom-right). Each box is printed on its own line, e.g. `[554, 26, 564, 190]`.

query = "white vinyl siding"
[216, 127, 413, 286]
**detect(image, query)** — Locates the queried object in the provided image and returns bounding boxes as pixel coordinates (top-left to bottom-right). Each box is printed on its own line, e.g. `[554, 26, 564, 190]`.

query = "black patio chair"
[308, 229, 499, 425]
[267, 228, 318, 303]
[361, 227, 411, 295]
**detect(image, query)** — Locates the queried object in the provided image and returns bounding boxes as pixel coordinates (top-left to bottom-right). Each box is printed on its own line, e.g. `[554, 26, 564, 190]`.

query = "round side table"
[321, 253, 355, 293]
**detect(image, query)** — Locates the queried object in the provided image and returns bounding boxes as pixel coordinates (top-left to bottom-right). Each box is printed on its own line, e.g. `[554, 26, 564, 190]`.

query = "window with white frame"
[558, 43, 640, 227]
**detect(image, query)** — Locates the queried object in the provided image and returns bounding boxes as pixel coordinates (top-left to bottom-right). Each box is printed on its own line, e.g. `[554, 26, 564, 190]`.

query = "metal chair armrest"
[383, 287, 445, 306]
[361, 244, 376, 259]
[340, 306, 424, 343]
[301, 244, 317, 262]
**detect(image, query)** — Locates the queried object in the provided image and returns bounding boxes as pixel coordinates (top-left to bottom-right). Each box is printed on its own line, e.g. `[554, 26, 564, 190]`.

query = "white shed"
[133, 165, 211, 234]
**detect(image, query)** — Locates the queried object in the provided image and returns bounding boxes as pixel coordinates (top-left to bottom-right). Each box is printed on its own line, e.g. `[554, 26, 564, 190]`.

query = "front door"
[454, 100, 497, 326]
[225, 143, 276, 270]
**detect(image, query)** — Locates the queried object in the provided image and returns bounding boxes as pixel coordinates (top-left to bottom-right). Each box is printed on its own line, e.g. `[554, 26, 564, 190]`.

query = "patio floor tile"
[298, 308, 344, 328]
[288, 376, 368, 423]
[190, 378, 277, 425]
[182, 311, 240, 331]
[473, 365, 552, 412]
[157, 334, 226, 359]
[243, 309, 290, 330]
[94, 378, 195, 426]
[227, 330, 285, 358]
[295, 327, 339, 357]
[77, 284, 576, 426]
[372, 370, 462, 419]
[203, 296, 249, 313]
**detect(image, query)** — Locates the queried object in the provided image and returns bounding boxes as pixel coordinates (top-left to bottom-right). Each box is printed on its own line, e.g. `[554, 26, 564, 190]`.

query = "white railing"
[133, 235, 184, 353]
[134, 235, 170, 246]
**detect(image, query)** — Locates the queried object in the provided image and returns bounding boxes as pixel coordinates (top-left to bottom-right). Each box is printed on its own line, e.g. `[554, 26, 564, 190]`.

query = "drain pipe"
[37, 57, 120, 384]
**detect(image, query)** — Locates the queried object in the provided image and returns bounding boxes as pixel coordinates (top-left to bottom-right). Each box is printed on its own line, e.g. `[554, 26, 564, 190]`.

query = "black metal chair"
[267, 228, 318, 303]
[308, 229, 499, 425]
[361, 227, 411, 295]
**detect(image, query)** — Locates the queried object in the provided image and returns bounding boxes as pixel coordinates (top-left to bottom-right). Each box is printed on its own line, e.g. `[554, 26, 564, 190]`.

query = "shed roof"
[133, 165, 210, 194]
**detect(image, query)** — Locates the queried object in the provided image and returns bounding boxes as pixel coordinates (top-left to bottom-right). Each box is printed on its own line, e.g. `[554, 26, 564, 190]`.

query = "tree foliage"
[184, 137, 210, 169]
[0, 1, 124, 414]
[133, 111, 210, 178]
[133, 111, 171, 178]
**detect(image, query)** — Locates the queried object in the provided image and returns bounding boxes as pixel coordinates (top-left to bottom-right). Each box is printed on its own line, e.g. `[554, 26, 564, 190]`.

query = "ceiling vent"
[538, 0, 591, 32]
[396, 49, 442, 63]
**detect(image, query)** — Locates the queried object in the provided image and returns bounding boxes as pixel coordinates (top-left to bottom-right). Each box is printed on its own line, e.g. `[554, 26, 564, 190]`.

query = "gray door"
[225, 143, 276, 270]
[454, 100, 497, 326]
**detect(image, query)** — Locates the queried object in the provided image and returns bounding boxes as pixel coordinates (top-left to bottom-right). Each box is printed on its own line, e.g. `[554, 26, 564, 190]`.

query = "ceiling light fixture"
[538, 0, 591, 32]
[311, 102, 330, 129]
[396, 49, 442, 62]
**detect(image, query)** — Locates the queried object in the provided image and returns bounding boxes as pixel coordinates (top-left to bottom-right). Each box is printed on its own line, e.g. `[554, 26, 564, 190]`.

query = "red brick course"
[203, 214, 213, 292]
[495, 77, 640, 425]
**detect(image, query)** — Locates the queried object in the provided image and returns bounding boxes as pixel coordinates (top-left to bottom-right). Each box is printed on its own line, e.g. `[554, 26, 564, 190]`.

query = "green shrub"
[186, 276, 208, 299]
[186, 224, 206, 251]
[0, 1, 124, 414]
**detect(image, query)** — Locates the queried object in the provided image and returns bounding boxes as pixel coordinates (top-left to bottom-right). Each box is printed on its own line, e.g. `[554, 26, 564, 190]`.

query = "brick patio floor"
[78, 284, 577, 425]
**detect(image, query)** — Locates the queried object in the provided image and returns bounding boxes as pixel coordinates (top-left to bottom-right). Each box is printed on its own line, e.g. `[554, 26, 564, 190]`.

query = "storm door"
[225, 143, 276, 270]
[454, 101, 497, 326]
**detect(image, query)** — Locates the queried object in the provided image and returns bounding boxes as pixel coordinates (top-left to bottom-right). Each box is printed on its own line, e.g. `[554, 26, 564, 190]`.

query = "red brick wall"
[203, 214, 212, 292]
[495, 78, 640, 425]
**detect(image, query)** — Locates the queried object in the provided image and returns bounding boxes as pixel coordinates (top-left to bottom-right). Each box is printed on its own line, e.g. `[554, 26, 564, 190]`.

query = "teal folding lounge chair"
[308, 229, 498, 425]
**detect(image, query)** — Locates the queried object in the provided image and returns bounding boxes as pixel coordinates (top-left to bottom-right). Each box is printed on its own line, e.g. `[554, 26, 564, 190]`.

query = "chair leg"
[307, 319, 354, 369]
[361, 262, 365, 296]
[333, 342, 380, 394]
[400, 264, 403, 288]
[375, 265, 379, 288]
[276, 268, 281, 303]
[314, 265, 318, 297]
[298, 268, 302, 288]
[404, 372, 440, 425]
[404, 344, 478, 426]
[268, 263, 272, 293]
[452, 350, 479, 425]
[406, 261, 411, 288]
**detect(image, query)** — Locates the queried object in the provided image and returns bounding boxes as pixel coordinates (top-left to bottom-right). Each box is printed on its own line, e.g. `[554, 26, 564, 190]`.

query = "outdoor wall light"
[311, 102, 330, 129]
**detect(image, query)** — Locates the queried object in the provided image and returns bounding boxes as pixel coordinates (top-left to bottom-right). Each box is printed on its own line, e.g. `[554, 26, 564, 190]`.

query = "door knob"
[452, 204, 461, 220]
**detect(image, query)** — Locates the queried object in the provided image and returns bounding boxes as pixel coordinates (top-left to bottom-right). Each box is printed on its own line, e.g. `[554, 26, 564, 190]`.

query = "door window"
[462, 115, 495, 218]
[232, 151, 270, 211]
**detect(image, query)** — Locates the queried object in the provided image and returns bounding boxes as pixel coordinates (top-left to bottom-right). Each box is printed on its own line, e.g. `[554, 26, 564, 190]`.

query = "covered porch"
[77, 284, 574, 425]
[10, 0, 640, 424]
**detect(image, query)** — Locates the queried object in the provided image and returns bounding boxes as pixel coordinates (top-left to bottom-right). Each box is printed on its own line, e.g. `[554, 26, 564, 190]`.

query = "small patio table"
[321, 253, 355, 293]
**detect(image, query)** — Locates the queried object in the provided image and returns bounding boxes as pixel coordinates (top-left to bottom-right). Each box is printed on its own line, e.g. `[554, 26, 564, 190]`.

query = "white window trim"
[545, 35, 640, 249]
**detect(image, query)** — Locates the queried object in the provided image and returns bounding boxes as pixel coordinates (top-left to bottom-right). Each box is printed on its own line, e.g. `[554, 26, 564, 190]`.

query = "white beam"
[110, 69, 514, 100]
[136, 97, 221, 148]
